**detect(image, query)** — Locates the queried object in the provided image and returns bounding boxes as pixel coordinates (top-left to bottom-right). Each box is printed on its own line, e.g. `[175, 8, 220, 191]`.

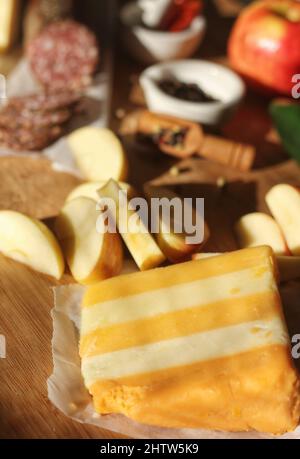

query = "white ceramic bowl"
[120, 2, 206, 65]
[140, 60, 246, 125]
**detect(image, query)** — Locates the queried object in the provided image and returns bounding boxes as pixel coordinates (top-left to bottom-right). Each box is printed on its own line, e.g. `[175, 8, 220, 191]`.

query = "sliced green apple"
[0, 211, 64, 279]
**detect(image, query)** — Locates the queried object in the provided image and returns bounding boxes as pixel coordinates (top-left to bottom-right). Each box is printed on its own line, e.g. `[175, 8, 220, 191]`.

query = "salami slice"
[8, 89, 82, 112]
[0, 125, 64, 151]
[0, 106, 72, 130]
[27, 20, 99, 90]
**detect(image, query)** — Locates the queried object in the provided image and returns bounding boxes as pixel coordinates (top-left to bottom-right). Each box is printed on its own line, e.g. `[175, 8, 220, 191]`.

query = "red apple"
[228, 0, 300, 95]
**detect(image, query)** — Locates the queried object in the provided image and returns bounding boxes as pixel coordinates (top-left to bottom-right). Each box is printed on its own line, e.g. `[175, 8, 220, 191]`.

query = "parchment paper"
[48, 280, 300, 439]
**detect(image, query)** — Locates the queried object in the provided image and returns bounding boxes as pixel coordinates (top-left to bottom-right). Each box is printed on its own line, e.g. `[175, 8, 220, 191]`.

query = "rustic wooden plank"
[0, 255, 128, 439]
[1, 0, 300, 440]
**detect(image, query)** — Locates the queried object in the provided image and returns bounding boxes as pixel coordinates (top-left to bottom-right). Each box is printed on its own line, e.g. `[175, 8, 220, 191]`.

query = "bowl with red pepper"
[140, 59, 246, 125]
[120, 0, 206, 64]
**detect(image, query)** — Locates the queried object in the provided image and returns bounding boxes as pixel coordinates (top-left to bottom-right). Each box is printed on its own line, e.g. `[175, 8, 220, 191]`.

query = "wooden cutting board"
[0, 154, 126, 439]
[0, 256, 128, 439]
[1, 1, 300, 440]
[1, 153, 300, 440]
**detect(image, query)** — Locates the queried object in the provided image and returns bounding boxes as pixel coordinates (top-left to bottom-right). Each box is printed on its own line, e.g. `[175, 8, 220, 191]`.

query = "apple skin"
[228, 0, 300, 96]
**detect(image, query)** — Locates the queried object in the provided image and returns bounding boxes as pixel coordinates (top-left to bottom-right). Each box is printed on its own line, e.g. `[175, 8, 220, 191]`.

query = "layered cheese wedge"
[80, 246, 300, 434]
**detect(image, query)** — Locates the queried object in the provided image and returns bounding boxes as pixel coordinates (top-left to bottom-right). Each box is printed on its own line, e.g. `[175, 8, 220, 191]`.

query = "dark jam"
[158, 78, 218, 103]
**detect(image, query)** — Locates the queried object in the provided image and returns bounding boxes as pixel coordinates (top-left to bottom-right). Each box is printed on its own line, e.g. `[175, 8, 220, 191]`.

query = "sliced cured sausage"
[27, 20, 99, 90]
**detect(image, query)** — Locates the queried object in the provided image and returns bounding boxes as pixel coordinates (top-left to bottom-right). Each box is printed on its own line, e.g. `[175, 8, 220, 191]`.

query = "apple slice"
[266, 184, 300, 255]
[0, 211, 64, 279]
[144, 185, 210, 263]
[235, 212, 289, 255]
[68, 127, 128, 182]
[66, 181, 135, 203]
[55, 197, 123, 285]
[98, 179, 166, 271]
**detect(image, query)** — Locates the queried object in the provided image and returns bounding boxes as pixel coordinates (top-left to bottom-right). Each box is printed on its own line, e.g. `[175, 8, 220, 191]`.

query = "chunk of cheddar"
[80, 246, 300, 434]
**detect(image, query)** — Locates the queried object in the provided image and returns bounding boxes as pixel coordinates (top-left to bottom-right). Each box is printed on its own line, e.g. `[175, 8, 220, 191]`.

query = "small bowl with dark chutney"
[140, 60, 245, 125]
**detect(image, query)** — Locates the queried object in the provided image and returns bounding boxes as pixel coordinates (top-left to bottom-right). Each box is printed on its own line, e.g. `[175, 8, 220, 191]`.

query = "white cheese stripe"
[81, 266, 276, 335]
[82, 317, 288, 387]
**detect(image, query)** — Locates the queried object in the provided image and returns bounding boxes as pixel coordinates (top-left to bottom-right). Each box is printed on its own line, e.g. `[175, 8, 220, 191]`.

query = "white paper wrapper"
[0, 59, 111, 176]
[48, 281, 300, 439]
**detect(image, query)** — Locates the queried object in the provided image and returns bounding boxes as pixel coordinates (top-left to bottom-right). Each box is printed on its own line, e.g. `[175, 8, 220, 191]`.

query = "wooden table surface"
[1, 2, 300, 439]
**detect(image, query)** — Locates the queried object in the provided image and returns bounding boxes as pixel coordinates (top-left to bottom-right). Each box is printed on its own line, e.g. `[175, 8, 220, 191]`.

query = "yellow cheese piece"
[0, 0, 20, 53]
[80, 246, 300, 434]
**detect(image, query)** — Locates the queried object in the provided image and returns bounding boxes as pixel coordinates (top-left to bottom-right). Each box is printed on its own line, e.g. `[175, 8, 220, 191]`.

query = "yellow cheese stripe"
[90, 343, 292, 390]
[81, 317, 288, 388]
[83, 246, 275, 307]
[81, 265, 276, 336]
[80, 291, 281, 357]
[89, 344, 299, 434]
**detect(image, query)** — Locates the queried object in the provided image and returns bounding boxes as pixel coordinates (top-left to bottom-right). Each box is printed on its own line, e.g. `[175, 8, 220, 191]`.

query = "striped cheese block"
[80, 246, 300, 434]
